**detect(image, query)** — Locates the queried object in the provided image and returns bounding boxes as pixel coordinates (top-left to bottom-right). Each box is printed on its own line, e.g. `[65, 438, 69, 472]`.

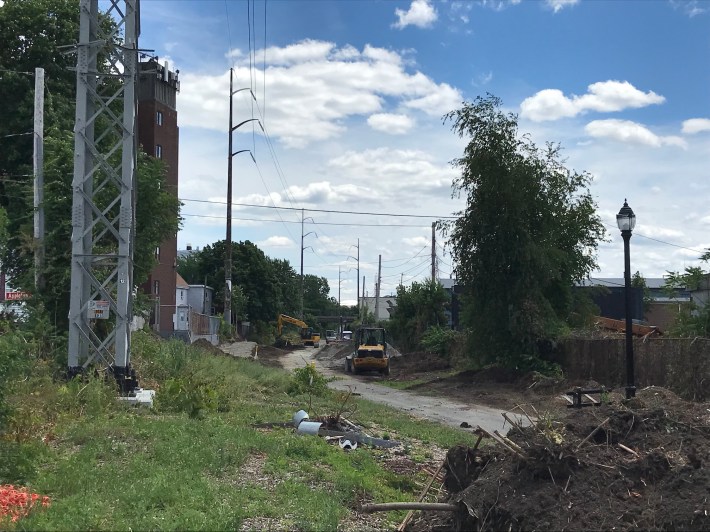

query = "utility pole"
[375, 254, 381, 323]
[33, 67, 44, 291]
[338, 266, 341, 316]
[225, 70, 258, 335]
[300, 209, 316, 319]
[224, 68, 234, 334]
[362, 275, 365, 321]
[356, 238, 360, 321]
[431, 221, 437, 282]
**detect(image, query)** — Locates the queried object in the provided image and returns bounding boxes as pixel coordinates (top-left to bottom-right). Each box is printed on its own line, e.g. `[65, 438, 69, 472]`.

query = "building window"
[155, 246, 160, 261]
[154, 280, 159, 295]
[155, 144, 162, 159]
[156, 110, 163, 126]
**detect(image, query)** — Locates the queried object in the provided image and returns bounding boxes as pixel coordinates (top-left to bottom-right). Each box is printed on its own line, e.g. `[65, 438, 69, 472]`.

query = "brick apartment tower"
[137, 59, 180, 336]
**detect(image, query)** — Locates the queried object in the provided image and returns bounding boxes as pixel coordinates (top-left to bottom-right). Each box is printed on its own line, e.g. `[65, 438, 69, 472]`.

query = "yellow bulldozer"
[276, 314, 321, 347]
[345, 327, 389, 375]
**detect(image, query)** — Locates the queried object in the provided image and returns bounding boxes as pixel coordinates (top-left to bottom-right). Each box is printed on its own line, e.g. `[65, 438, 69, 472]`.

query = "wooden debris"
[502, 412, 525, 434]
[363, 502, 459, 513]
[480, 428, 527, 459]
[397, 460, 446, 532]
[618, 443, 639, 457]
[576, 417, 611, 450]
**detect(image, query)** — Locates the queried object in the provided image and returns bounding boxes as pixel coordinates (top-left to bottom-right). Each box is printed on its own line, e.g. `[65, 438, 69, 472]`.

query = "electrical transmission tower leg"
[67, 0, 139, 393]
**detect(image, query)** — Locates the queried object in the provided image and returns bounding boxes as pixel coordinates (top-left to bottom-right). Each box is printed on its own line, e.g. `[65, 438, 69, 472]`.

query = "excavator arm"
[277, 314, 308, 335]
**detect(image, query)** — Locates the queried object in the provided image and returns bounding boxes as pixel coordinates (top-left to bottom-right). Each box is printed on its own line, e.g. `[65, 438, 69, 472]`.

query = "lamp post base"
[625, 385, 636, 399]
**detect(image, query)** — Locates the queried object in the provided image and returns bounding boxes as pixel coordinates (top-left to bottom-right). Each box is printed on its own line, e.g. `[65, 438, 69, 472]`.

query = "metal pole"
[33, 67, 45, 291]
[338, 265, 341, 316]
[300, 208, 304, 318]
[225, 68, 233, 333]
[623, 230, 635, 399]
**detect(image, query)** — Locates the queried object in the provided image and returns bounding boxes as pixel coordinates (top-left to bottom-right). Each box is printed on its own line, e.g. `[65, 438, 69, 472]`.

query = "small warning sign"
[88, 300, 110, 320]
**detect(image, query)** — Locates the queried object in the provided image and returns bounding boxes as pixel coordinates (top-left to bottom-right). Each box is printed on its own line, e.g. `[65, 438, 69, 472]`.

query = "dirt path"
[279, 344, 510, 433]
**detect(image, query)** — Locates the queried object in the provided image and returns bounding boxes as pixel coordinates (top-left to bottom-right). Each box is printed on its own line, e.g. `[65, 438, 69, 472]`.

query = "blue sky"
[136, 0, 710, 305]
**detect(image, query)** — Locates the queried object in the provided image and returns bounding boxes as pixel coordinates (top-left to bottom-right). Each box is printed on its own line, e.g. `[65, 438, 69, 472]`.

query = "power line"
[181, 212, 431, 228]
[180, 196, 455, 219]
[602, 221, 705, 255]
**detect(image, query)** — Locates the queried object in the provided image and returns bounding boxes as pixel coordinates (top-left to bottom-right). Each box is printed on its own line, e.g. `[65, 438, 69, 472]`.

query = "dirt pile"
[412, 387, 710, 531]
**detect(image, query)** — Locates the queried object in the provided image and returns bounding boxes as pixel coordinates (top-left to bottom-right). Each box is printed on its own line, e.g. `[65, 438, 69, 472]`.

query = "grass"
[1, 331, 472, 530]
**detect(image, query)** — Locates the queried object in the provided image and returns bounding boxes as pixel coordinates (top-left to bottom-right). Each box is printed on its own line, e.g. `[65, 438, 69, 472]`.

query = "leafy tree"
[443, 95, 605, 369]
[0, 0, 181, 332]
[388, 279, 448, 351]
[663, 250, 710, 337]
[631, 271, 652, 316]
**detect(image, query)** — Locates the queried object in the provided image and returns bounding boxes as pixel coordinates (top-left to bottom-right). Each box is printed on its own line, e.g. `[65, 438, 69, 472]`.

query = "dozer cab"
[345, 327, 389, 375]
[276, 314, 321, 347]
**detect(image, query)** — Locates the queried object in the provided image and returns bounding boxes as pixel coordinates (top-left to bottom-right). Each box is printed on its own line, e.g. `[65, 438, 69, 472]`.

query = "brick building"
[137, 59, 180, 336]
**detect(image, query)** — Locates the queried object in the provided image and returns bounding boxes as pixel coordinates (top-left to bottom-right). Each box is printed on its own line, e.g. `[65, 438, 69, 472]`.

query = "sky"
[136, 0, 710, 306]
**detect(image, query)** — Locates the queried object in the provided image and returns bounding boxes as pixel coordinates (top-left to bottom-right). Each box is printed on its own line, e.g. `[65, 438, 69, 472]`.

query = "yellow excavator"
[276, 314, 321, 347]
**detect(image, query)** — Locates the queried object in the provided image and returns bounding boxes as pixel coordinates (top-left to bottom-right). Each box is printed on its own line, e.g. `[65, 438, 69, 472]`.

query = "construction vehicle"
[276, 314, 321, 347]
[345, 327, 389, 375]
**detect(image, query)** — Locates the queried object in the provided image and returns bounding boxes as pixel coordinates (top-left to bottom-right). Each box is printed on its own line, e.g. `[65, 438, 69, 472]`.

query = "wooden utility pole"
[375, 254, 381, 322]
[224, 67, 234, 333]
[356, 238, 360, 321]
[33, 67, 45, 290]
[431, 222, 436, 282]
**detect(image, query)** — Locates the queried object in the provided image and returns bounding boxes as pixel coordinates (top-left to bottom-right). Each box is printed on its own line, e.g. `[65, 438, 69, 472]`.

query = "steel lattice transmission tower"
[67, 0, 140, 392]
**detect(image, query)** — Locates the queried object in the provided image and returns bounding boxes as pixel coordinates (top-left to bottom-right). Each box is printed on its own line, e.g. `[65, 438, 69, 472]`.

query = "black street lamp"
[616, 199, 637, 399]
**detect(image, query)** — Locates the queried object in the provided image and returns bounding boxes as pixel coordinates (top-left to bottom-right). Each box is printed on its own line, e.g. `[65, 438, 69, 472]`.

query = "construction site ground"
[223, 341, 710, 531]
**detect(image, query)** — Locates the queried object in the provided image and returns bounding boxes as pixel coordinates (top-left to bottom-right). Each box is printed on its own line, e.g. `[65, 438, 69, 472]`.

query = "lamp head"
[616, 199, 636, 233]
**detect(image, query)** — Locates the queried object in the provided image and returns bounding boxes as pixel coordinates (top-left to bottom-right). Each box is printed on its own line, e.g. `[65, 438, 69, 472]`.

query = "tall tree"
[0, 0, 181, 330]
[663, 250, 710, 337]
[388, 279, 448, 351]
[443, 95, 605, 368]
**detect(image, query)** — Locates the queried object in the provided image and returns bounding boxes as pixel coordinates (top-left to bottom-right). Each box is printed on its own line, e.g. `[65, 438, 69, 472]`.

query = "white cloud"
[259, 39, 335, 65]
[520, 80, 665, 122]
[257, 236, 295, 248]
[402, 236, 430, 247]
[178, 40, 462, 148]
[392, 0, 438, 29]
[367, 113, 415, 134]
[585, 119, 687, 149]
[545, 0, 579, 13]
[682, 118, 710, 134]
[670, 0, 707, 17]
[327, 147, 457, 202]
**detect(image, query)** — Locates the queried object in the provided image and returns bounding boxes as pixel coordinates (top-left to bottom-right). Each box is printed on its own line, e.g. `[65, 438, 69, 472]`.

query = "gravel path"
[279, 344, 510, 433]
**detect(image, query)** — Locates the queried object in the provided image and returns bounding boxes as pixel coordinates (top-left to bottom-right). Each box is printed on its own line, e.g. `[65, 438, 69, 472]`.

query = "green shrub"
[288, 363, 329, 397]
[420, 325, 459, 359]
[155, 376, 219, 419]
[0, 330, 34, 433]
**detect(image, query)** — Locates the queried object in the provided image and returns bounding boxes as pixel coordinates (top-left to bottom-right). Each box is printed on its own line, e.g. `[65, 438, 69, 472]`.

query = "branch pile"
[421, 388, 710, 531]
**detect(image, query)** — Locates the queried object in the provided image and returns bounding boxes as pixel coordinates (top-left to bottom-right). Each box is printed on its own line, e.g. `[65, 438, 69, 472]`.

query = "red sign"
[5, 291, 29, 301]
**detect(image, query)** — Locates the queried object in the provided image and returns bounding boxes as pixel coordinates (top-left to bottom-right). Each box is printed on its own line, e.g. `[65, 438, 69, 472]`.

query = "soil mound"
[412, 387, 710, 531]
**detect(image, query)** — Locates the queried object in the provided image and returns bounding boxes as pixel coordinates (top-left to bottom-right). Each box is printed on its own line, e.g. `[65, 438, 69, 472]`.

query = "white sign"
[88, 300, 110, 320]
